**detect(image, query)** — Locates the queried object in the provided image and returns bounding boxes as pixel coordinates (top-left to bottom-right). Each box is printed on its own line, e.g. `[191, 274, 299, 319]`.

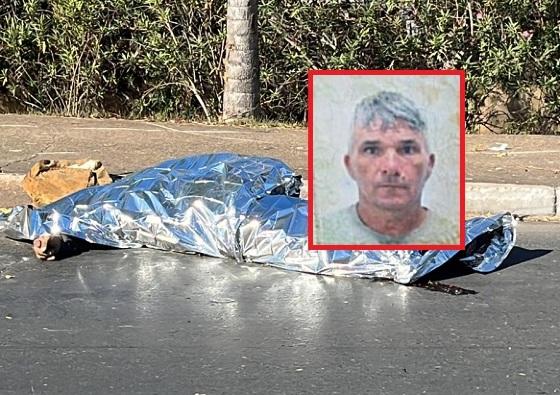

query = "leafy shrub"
[259, 0, 559, 132]
[0, 0, 226, 119]
[0, 0, 558, 133]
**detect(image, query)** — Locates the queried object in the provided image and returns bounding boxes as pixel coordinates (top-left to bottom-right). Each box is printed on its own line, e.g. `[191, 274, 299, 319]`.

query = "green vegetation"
[1, 0, 558, 133]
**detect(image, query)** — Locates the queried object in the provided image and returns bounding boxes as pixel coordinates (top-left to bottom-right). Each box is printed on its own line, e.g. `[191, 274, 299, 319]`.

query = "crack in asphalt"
[0, 135, 57, 172]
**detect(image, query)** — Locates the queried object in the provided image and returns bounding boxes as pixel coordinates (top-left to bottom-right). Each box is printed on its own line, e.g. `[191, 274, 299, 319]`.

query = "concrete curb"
[1, 174, 557, 217]
[302, 180, 557, 217]
[466, 182, 557, 217]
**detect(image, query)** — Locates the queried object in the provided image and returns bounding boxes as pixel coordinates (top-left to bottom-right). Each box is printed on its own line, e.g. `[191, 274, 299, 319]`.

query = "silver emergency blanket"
[0, 153, 516, 284]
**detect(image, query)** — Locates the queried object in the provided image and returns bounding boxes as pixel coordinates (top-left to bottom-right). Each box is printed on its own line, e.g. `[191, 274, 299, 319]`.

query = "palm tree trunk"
[223, 0, 259, 120]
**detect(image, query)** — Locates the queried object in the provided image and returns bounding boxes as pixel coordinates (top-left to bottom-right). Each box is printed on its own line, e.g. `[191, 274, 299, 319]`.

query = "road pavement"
[1, 222, 559, 394]
[1, 114, 560, 393]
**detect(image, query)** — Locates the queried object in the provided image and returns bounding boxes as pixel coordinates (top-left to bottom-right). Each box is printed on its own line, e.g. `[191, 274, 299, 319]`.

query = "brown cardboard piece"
[22, 159, 112, 207]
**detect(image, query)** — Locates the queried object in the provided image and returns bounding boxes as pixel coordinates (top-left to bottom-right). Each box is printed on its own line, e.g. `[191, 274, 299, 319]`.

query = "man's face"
[345, 118, 435, 212]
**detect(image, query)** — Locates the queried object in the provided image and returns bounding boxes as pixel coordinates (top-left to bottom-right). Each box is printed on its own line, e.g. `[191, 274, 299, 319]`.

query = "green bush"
[259, 0, 559, 132]
[1, 0, 558, 133]
[0, 0, 226, 119]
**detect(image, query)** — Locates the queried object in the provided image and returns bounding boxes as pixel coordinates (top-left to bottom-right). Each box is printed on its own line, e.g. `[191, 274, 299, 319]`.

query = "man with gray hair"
[316, 91, 458, 245]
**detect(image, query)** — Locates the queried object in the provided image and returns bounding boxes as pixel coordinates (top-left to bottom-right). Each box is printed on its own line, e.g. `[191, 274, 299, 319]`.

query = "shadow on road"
[495, 246, 552, 271]
[424, 246, 552, 282]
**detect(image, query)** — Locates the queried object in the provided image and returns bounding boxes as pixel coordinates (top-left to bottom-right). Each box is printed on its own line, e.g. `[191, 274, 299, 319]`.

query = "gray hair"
[349, 91, 428, 152]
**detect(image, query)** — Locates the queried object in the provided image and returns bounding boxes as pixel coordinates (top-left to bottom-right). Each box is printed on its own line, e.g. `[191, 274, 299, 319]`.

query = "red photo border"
[307, 69, 466, 251]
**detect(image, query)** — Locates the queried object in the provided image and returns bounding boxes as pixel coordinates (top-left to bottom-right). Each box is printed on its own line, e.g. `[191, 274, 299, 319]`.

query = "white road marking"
[71, 126, 254, 135]
[150, 123, 261, 143]
[72, 127, 162, 132]
[36, 151, 77, 154]
[0, 124, 38, 128]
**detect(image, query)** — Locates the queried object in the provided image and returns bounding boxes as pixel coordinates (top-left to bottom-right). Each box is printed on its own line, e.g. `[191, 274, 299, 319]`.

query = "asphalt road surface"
[0, 223, 558, 394]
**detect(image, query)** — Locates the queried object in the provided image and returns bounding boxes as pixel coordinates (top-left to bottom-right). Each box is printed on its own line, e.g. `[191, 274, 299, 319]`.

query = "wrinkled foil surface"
[0, 153, 516, 284]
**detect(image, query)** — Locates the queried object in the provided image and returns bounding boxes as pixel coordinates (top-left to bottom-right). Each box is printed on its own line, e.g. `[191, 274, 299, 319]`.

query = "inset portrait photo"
[308, 70, 465, 250]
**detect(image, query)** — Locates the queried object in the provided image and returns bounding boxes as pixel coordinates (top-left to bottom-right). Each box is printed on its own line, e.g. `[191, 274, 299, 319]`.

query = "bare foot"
[33, 234, 63, 261]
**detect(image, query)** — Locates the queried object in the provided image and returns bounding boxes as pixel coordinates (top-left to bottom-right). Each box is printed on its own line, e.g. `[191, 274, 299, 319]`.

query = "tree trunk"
[223, 0, 259, 120]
